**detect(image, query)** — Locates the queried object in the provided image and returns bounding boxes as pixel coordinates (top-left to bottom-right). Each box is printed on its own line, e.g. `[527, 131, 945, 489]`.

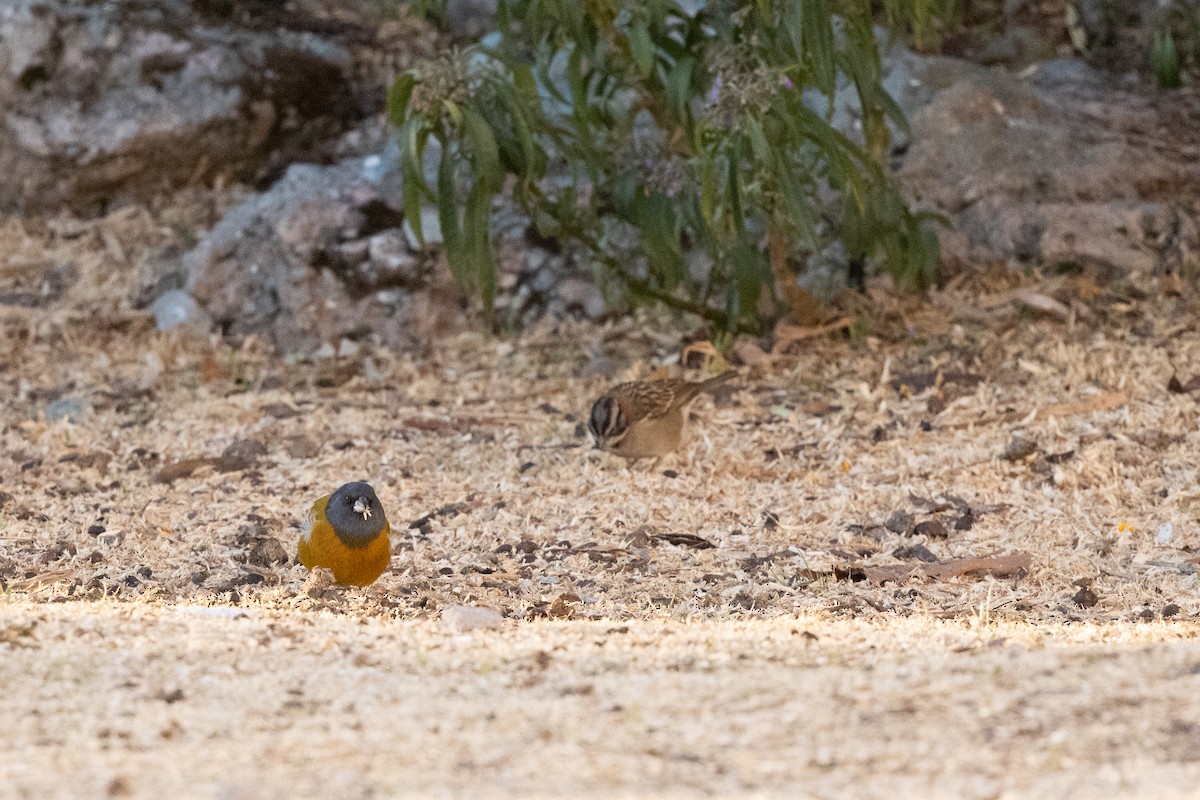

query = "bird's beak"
[353, 497, 372, 519]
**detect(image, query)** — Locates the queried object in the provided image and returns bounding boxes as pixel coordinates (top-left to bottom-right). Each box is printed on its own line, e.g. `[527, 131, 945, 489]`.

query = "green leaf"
[402, 162, 424, 247]
[566, 43, 587, 107]
[876, 86, 911, 138]
[462, 182, 496, 312]
[612, 170, 641, 214]
[746, 118, 771, 163]
[1152, 30, 1182, 89]
[727, 139, 745, 235]
[699, 155, 717, 226]
[386, 72, 415, 129]
[636, 192, 684, 289]
[665, 56, 694, 121]
[461, 107, 502, 192]
[436, 146, 462, 263]
[802, 0, 836, 96]
[783, 1, 804, 61]
[629, 20, 654, 77]
[397, 118, 430, 246]
[772, 152, 816, 249]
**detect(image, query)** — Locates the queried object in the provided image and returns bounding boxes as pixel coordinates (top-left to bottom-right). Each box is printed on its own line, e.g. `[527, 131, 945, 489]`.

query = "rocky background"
[2, 0, 1198, 353]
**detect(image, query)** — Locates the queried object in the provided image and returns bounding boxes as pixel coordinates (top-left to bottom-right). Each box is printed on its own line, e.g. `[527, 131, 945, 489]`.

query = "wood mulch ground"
[1, 194, 1199, 797]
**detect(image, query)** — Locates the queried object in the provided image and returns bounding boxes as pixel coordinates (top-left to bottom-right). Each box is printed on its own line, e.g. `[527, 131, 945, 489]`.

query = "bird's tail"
[699, 370, 736, 393]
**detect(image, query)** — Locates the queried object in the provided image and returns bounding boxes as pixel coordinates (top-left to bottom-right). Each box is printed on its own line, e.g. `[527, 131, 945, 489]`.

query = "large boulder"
[0, 0, 404, 213]
[183, 158, 457, 353]
[178, 153, 603, 353]
[893, 55, 1200, 276]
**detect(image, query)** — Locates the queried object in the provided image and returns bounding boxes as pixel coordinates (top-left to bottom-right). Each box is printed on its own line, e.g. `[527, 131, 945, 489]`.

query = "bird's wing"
[613, 380, 680, 420]
[302, 494, 330, 538]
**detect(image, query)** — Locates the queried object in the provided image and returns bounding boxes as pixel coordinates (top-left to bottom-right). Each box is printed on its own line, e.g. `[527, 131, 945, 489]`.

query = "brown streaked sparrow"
[587, 372, 734, 459]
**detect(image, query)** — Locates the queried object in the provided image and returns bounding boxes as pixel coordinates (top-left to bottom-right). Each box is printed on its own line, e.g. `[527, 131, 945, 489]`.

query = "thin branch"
[596, 250, 759, 335]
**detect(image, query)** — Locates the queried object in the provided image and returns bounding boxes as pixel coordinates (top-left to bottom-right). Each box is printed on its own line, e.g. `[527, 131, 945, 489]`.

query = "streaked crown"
[588, 395, 627, 448]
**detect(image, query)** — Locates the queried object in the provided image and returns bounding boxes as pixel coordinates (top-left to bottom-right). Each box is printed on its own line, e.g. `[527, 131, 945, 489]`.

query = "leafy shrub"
[880, 0, 958, 52]
[390, 0, 941, 333]
[1151, 1, 1200, 88]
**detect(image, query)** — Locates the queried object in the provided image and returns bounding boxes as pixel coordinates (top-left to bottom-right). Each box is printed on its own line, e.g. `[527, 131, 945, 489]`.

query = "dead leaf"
[732, 339, 774, 367]
[771, 318, 852, 354]
[215, 439, 267, 472]
[1161, 272, 1184, 297]
[283, 434, 320, 459]
[862, 552, 1032, 584]
[768, 227, 822, 325]
[1015, 291, 1070, 320]
[893, 544, 939, 563]
[261, 402, 300, 419]
[799, 399, 840, 417]
[155, 458, 214, 483]
[1035, 392, 1126, 421]
[547, 593, 579, 619]
[912, 520, 950, 539]
[1072, 586, 1100, 608]
[1168, 374, 1200, 394]
[0, 622, 37, 646]
[653, 533, 715, 550]
[7, 570, 73, 592]
[1003, 437, 1039, 461]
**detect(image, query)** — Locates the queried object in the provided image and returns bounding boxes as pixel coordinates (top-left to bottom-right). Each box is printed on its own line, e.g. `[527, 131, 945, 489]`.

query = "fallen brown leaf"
[155, 457, 215, 483]
[863, 552, 1032, 584]
[771, 318, 852, 354]
[1034, 392, 1126, 421]
[1015, 291, 1070, 320]
[733, 339, 774, 367]
[653, 533, 715, 550]
[1167, 374, 1200, 394]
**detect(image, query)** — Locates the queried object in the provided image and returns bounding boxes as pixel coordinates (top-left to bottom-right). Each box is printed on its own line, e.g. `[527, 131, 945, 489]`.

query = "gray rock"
[365, 230, 425, 286]
[182, 157, 470, 353]
[528, 264, 557, 294]
[44, 396, 86, 423]
[149, 289, 210, 332]
[185, 160, 386, 352]
[556, 276, 606, 319]
[0, 0, 364, 212]
[440, 604, 504, 632]
[894, 54, 1200, 275]
[444, 0, 498, 40]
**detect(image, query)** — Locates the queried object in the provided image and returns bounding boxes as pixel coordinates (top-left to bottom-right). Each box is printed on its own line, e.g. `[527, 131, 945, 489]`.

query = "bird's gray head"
[587, 395, 627, 450]
[326, 481, 388, 545]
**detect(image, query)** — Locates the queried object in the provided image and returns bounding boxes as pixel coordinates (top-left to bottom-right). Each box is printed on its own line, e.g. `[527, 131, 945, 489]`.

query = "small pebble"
[884, 511, 914, 535]
[44, 397, 86, 423]
[441, 605, 504, 633]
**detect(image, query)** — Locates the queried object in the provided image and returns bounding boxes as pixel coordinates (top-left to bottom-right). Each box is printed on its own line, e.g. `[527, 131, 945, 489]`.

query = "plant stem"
[597, 251, 758, 335]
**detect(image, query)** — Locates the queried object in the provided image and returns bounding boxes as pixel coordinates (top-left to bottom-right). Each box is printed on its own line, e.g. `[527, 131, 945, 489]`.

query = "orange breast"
[297, 497, 391, 587]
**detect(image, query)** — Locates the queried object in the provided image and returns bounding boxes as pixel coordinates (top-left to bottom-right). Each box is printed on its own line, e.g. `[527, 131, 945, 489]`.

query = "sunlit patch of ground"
[2, 194, 1199, 797]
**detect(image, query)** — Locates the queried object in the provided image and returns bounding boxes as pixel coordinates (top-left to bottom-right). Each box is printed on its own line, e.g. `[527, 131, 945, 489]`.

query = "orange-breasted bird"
[297, 481, 391, 586]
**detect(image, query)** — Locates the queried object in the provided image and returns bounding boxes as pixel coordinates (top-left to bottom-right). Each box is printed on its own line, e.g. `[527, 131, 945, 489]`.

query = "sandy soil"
[2, 195, 1200, 797]
[4, 602, 1200, 799]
